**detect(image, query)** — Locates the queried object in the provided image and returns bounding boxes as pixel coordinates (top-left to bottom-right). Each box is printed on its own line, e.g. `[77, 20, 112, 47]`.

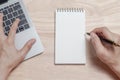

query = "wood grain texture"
[8, 0, 120, 80]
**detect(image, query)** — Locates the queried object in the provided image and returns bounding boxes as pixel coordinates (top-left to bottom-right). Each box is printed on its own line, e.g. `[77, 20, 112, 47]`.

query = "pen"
[86, 33, 120, 47]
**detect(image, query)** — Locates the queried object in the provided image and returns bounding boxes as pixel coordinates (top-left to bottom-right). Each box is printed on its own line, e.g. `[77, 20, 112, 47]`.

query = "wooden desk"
[8, 0, 120, 80]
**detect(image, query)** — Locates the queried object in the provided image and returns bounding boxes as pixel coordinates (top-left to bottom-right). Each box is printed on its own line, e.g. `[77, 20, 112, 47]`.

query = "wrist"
[0, 66, 11, 80]
[109, 62, 120, 78]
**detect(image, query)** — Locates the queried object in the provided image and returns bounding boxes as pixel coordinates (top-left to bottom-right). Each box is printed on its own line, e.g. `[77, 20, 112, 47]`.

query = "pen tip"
[85, 33, 91, 41]
[86, 33, 90, 35]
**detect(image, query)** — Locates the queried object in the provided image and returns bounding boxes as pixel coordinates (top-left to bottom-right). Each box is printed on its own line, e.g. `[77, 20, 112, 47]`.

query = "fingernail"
[90, 33, 95, 38]
[85, 34, 91, 41]
[16, 18, 20, 21]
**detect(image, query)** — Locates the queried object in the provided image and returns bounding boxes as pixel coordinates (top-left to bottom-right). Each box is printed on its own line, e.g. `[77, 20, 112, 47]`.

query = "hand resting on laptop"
[0, 13, 36, 80]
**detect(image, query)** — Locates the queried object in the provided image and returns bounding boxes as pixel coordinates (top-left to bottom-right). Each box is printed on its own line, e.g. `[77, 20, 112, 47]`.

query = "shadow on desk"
[86, 40, 119, 80]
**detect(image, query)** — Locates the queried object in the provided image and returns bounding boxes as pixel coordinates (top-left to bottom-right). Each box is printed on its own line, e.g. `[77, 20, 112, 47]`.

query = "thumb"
[90, 33, 105, 54]
[19, 39, 36, 58]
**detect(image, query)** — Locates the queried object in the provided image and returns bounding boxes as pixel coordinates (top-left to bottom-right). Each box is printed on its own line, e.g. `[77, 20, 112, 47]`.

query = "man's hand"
[0, 13, 36, 80]
[90, 27, 120, 78]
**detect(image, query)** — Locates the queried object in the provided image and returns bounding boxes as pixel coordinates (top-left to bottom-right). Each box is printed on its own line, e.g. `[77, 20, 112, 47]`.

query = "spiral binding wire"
[56, 8, 84, 12]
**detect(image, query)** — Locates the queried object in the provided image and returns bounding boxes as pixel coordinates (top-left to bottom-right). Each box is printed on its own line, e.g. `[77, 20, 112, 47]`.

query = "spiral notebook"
[55, 8, 86, 64]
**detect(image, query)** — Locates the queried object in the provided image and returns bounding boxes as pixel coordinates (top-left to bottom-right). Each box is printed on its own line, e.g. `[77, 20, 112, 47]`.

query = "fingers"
[90, 32, 111, 62]
[90, 33, 105, 54]
[91, 27, 109, 33]
[8, 19, 20, 42]
[91, 27, 112, 40]
[0, 13, 6, 40]
[19, 39, 36, 58]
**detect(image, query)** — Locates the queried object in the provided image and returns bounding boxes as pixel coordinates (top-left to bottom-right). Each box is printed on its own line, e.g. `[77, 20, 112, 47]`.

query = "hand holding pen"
[87, 27, 120, 78]
[86, 33, 120, 47]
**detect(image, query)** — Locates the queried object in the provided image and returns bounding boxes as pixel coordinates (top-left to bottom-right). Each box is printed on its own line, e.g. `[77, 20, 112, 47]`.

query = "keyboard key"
[8, 14, 13, 19]
[15, 2, 19, 5]
[13, 12, 18, 17]
[16, 29, 19, 33]
[3, 16, 7, 21]
[18, 10, 23, 14]
[4, 7, 9, 10]
[3, 10, 8, 15]
[11, 18, 15, 23]
[5, 26, 10, 31]
[5, 33, 8, 36]
[13, 6, 17, 11]
[5, 31, 9, 36]
[13, 4, 21, 11]
[17, 14, 25, 20]
[19, 19, 27, 26]
[8, 8, 13, 13]
[9, 4, 14, 8]
[24, 24, 30, 29]
[5, 20, 11, 25]
[19, 26, 24, 32]
[16, 5, 21, 10]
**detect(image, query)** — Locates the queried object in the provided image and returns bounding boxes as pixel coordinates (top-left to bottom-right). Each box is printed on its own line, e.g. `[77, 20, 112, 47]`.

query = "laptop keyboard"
[0, 2, 30, 36]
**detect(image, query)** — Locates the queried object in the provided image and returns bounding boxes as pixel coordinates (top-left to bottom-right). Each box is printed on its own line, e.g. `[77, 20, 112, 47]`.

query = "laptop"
[0, 0, 44, 59]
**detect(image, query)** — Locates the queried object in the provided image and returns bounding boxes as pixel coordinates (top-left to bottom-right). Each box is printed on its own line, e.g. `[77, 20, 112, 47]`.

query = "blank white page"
[55, 9, 86, 64]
